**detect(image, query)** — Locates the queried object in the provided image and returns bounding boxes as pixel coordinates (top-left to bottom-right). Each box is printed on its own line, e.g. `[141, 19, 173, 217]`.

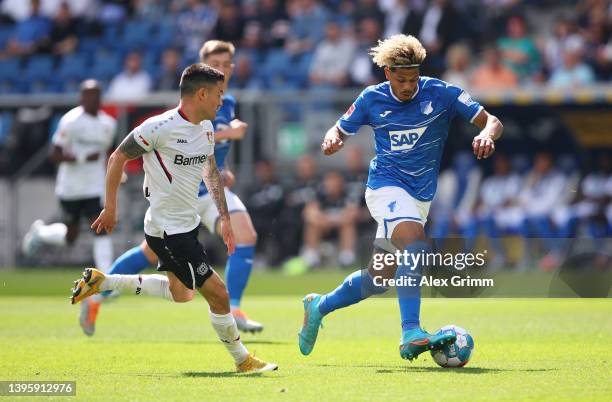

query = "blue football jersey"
[337, 77, 483, 202]
[199, 94, 236, 196]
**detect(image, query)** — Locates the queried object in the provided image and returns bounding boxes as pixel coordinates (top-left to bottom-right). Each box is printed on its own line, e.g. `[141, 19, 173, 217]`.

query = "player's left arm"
[471, 109, 503, 160]
[202, 154, 235, 255]
[214, 119, 248, 141]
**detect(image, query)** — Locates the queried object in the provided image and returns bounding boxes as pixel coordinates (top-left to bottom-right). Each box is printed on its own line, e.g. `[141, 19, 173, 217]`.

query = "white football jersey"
[131, 107, 215, 237]
[51, 106, 117, 199]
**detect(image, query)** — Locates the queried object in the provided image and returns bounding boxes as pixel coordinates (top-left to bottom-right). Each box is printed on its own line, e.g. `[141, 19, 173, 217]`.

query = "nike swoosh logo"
[380, 111, 392, 117]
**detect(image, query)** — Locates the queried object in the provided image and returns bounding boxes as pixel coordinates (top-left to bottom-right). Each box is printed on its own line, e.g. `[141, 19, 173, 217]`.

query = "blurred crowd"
[242, 146, 612, 270]
[0, 0, 610, 95]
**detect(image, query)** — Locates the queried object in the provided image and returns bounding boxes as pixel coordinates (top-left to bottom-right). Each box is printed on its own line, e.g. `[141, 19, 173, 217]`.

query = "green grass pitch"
[0, 269, 610, 401]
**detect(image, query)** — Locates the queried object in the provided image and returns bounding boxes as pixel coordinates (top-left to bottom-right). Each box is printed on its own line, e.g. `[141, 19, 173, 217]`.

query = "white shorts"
[196, 188, 247, 233]
[365, 186, 431, 239]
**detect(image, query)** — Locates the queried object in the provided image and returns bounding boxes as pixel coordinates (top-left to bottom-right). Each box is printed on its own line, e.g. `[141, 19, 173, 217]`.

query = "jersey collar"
[388, 80, 420, 103]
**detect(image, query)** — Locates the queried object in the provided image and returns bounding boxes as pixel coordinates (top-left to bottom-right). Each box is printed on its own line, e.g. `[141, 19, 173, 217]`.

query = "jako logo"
[388, 126, 427, 151]
[174, 154, 207, 165]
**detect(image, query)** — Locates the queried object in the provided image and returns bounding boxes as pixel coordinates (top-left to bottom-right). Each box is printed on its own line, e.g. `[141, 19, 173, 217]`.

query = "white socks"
[37, 223, 67, 247]
[209, 310, 249, 364]
[101, 274, 174, 301]
[93, 236, 113, 272]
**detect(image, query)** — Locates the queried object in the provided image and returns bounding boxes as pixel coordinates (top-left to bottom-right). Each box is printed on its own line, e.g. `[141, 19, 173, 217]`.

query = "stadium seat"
[0, 111, 14, 146]
[91, 52, 122, 81]
[21, 56, 56, 93]
[121, 21, 152, 51]
[0, 25, 13, 49]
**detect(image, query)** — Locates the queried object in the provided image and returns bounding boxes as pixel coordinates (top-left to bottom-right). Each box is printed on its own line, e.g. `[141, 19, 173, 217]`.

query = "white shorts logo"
[388, 127, 428, 151]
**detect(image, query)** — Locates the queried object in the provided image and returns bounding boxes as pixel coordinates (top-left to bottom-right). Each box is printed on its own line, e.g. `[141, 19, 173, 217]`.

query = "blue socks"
[225, 244, 255, 308]
[396, 241, 429, 332]
[101, 245, 151, 298]
[318, 270, 388, 316]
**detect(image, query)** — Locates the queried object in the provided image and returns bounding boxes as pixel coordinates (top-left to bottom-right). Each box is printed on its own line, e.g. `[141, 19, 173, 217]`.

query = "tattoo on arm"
[203, 155, 229, 218]
[118, 133, 147, 159]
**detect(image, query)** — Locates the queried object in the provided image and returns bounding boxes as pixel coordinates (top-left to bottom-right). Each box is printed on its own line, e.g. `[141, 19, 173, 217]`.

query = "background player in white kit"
[22, 80, 116, 273]
[70, 64, 277, 373]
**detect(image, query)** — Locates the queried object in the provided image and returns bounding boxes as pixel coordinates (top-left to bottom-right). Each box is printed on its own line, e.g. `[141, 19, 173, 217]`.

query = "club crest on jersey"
[206, 131, 214, 144]
[343, 103, 355, 118]
[420, 101, 433, 115]
[388, 126, 427, 151]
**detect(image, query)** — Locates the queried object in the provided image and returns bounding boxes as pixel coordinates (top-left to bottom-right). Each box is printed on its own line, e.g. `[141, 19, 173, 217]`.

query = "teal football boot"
[399, 327, 457, 361]
[298, 293, 324, 356]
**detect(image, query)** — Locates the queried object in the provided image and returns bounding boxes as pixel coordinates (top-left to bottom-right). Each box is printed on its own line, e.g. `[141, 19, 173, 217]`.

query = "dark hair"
[179, 63, 224, 97]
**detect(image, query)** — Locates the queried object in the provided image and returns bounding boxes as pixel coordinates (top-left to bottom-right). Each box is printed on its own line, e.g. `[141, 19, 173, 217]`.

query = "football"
[430, 325, 474, 368]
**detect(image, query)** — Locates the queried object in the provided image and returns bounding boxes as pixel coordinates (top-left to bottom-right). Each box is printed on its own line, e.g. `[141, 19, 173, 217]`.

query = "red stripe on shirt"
[154, 150, 172, 183]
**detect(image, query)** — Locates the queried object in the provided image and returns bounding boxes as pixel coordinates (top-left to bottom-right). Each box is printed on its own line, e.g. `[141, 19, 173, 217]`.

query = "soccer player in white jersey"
[22, 80, 116, 273]
[79, 41, 263, 337]
[299, 35, 503, 361]
[70, 64, 277, 373]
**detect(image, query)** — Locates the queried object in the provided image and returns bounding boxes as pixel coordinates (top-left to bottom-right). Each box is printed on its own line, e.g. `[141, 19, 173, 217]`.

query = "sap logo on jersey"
[174, 154, 207, 165]
[388, 126, 427, 151]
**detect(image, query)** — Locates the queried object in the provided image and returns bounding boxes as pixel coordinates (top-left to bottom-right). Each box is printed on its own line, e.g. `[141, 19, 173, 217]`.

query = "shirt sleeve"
[131, 121, 158, 153]
[51, 114, 71, 147]
[336, 90, 369, 135]
[446, 84, 483, 123]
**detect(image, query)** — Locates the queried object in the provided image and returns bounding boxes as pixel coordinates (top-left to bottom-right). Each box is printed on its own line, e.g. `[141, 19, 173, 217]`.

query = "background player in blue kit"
[299, 35, 504, 361]
[80, 41, 263, 336]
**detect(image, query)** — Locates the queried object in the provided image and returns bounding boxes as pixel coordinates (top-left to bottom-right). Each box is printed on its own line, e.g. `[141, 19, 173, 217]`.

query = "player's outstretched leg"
[299, 269, 388, 356]
[198, 271, 277, 373]
[395, 240, 456, 361]
[79, 242, 156, 336]
[71, 268, 174, 304]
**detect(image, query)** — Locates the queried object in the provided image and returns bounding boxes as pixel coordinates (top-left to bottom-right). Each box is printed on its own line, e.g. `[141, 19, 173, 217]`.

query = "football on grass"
[430, 325, 474, 368]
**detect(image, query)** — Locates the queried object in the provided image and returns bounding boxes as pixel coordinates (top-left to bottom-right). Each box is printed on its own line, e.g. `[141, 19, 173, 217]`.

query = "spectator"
[2, 0, 51, 58]
[106, 51, 152, 101]
[464, 154, 522, 268]
[229, 52, 263, 90]
[497, 15, 541, 82]
[548, 40, 595, 88]
[249, 0, 290, 50]
[285, 0, 329, 57]
[343, 144, 372, 227]
[352, 0, 384, 26]
[175, 0, 218, 56]
[302, 170, 358, 268]
[516, 152, 568, 270]
[580, 7, 610, 81]
[154, 48, 182, 91]
[430, 152, 482, 241]
[544, 16, 583, 72]
[471, 45, 518, 90]
[349, 17, 384, 86]
[402, 0, 465, 77]
[442, 42, 471, 89]
[211, 0, 244, 44]
[282, 154, 320, 259]
[309, 20, 356, 88]
[245, 159, 286, 266]
[381, 0, 412, 39]
[41, 1, 79, 56]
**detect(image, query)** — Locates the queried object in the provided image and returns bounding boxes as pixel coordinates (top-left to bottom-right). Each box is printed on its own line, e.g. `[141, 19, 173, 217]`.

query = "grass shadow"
[317, 364, 557, 374]
[182, 371, 282, 379]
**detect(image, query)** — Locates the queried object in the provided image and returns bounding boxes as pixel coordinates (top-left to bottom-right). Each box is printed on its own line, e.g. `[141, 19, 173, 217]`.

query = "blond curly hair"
[370, 35, 427, 69]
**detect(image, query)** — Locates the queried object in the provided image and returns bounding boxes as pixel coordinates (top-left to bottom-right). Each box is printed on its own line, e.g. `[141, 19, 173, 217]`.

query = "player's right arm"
[91, 132, 147, 234]
[322, 90, 368, 156]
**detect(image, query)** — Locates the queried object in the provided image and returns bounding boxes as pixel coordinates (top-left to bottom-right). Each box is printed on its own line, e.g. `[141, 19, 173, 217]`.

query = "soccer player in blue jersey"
[80, 40, 263, 336]
[299, 35, 503, 361]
